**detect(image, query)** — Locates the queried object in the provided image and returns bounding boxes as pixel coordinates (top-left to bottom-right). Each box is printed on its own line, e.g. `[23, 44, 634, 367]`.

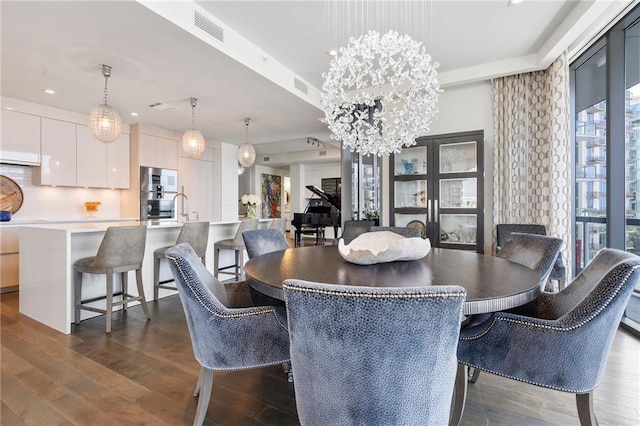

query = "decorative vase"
[247, 204, 257, 219]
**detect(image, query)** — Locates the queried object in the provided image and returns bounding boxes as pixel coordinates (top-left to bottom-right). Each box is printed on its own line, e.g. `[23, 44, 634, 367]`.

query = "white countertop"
[16, 219, 262, 233]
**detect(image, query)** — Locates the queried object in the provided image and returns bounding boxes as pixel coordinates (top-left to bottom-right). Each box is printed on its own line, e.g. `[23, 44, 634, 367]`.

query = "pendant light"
[238, 118, 256, 168]
[181, 97, 206, 158]
[89, 64, 122, 143]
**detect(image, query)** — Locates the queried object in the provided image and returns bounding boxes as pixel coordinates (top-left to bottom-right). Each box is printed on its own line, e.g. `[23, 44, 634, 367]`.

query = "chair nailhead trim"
[282, 283, 466, 300]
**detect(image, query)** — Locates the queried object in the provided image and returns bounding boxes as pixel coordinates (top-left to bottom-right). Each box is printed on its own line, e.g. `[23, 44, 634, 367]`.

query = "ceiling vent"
[195, 11, 224, 42]
[319, 150, 327, 156]
[294, 77, 308, 94]
[263, 156, 270, 162]
[148, 102, 179, 111]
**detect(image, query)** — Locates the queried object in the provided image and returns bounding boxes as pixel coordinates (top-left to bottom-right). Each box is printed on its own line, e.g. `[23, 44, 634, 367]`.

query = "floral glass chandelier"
[238, 118, 256, 168]
[89, 64, 122, 143]
[181, 97, 206, 158]
[321, 30, 440, 156]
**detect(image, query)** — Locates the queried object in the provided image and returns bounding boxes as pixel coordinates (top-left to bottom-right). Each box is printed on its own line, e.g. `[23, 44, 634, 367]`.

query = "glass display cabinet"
[390, 130, 484, 252]
[351, 153, 381, 221]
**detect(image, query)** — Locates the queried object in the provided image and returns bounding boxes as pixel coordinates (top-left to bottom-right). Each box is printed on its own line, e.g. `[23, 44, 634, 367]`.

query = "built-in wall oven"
[140, 167, 178, 221]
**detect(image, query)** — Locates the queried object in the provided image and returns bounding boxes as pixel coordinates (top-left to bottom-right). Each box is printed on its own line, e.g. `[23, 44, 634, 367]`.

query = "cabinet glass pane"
[394, 146, 427, 175]
[394, 180, 427, 207]
[440, 178, 477, 208]
[440, 214, 476, 245]
[394, 213, 427, 227]
[439, 141, 477, 173]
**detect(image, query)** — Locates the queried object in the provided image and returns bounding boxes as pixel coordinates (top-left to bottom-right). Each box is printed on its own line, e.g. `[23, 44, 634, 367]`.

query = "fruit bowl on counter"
[84, 201, 101, 218]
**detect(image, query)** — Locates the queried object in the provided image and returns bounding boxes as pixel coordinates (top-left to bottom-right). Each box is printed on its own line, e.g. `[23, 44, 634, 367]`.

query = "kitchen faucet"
[173, 186, 189, 222]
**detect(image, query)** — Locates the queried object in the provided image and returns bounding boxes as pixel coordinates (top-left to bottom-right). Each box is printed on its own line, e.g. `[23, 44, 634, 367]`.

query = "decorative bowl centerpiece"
[338, 231, 431, 265]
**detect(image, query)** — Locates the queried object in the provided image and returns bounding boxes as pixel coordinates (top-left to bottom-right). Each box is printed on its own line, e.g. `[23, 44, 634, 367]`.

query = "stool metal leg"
[105, 270, 114, 334]
[136, 268, 151, 320]
[122, 271, 128, 311]
[74, 270, 82, 325]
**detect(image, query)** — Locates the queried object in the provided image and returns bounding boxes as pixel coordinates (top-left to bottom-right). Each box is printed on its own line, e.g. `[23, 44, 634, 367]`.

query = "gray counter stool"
[214, 219, 259, 281]
[74, 226, 150, 333]
[269, 218, 288, 235]
[153, 221, 210, 301]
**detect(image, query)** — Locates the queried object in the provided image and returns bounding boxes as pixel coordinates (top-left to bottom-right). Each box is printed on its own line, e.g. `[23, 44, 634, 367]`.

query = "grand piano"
[292, 185, 341, 247]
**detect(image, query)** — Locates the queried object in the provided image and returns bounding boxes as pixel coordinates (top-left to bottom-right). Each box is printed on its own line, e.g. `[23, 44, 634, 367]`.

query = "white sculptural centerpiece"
[338, 231, 431, 265]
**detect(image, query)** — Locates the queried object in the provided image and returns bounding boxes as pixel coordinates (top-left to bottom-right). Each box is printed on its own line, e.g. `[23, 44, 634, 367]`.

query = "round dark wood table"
[244, 246, 542, 315]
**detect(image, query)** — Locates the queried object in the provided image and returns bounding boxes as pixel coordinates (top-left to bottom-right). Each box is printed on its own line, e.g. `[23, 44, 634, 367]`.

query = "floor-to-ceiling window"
[571, 4, 640, 335]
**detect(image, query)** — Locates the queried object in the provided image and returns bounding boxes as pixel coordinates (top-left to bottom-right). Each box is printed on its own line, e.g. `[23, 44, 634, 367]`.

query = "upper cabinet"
[76, 124, 107, 188]
[0, 109, 41, 165]
[106, 133, 130, 189]
[35, 118, 77, 186]
[139, 133, 178, 170]
[390, 130, 484, 252]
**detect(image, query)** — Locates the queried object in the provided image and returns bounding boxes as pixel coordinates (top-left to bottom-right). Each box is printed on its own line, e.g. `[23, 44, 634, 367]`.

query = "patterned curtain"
[492, 53, 571, 276]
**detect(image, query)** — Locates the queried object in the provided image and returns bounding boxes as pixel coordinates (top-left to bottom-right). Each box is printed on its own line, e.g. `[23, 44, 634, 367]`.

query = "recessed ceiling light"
[131, 112, 138, 116]
[43, 89, 56, 94]
[328, 50, 338, 56]
[509, 0, 524, 5]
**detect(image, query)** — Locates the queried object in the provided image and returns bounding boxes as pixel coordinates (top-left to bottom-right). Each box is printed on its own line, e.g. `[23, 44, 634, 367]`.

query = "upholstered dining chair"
[213, 219, 259, 280]
[153, 221, 210, 301]
[407, 219, 428, 239]
[165, 243, 290, 426]
[496, 233, 563, 290]
[242, 228, 290, 259]
[332, 219, 375, 245]
[452, 248, 640, 426]
[369, 225, 422, 238]
[283, 279, 466, 426]
[497, 223, 567, 289]
[74, 226, 150, 333]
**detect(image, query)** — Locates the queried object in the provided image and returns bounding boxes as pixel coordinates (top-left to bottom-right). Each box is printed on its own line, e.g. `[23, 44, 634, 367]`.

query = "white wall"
[381, 80, 494, 253]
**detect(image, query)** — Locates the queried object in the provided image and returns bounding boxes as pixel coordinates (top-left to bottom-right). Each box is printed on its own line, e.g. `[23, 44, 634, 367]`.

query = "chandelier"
[238, 118, 256, 168]
[89, 64, 122, 143]
[181, 97, 206, 158]
[321, 30, 440, 156]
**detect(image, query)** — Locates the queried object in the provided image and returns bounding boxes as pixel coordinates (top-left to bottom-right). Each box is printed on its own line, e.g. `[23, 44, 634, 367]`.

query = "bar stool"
[74, 226, 150, 333]
[213, 219, 259, 280]
[153, 221, 210, 301]
[269, 218, 287, 235]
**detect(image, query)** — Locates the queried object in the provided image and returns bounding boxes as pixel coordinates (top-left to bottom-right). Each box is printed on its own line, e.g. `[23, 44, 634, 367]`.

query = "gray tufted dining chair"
[153, 221, 210, 301]
[332, 219, 375, 245]
[369, 225, 422, 238]
[165, 243, 290, 426]
[74, 225, 150, 333]
[496, 233, 563, 290]
[283, 279, 466, 426]
[497, 223, 567, 289]
[242, 228, 290, 259]
[452, 248, 640, 426]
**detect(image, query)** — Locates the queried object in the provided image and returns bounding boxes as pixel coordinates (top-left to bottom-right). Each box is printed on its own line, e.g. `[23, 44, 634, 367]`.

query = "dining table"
[244, 245, 542, 315]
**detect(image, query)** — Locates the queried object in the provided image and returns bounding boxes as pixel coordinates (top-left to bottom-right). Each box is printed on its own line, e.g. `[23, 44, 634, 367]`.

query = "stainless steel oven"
[140, 167, 178, 220]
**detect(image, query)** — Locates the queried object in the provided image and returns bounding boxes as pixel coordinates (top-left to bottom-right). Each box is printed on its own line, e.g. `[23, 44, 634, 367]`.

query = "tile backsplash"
[1, 164, 123, 221]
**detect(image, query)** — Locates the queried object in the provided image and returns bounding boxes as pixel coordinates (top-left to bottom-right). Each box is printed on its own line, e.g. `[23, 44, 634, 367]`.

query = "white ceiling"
[1, 0, 632, 157]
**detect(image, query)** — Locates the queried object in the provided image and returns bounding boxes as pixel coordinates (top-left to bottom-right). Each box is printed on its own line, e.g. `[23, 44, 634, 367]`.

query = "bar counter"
[19, 220, 270, 334]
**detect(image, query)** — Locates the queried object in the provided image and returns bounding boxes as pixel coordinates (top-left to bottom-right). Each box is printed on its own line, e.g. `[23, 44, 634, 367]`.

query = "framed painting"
[261, 173, 282, 218]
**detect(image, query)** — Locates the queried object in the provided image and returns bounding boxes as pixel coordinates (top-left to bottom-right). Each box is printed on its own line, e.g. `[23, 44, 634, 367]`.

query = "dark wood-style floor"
[2, 290, 639, 425]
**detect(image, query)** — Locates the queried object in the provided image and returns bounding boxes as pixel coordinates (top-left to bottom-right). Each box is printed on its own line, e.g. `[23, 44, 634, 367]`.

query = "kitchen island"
[19, 220, 272, 334]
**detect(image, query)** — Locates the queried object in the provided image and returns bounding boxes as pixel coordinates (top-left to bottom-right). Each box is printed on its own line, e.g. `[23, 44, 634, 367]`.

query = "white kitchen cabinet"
[106, 133, 130, 189]
[0, 109, 41, 165]
[34, 118, 76, 186]
[179, 156, 214, 221]
[76, 124, 107, 188]
[139, 133, 178, 170]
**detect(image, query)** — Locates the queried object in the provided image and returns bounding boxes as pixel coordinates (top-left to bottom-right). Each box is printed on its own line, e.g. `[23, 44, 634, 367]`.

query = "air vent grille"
[294, 78, 308, 94]
[195, 11, 224, 42]
[319, 150, 327, 156]
[263, 156, 270, 162]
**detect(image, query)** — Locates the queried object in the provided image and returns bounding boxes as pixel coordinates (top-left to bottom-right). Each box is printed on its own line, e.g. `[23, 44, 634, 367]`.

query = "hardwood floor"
[2, 289, 639, 425]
